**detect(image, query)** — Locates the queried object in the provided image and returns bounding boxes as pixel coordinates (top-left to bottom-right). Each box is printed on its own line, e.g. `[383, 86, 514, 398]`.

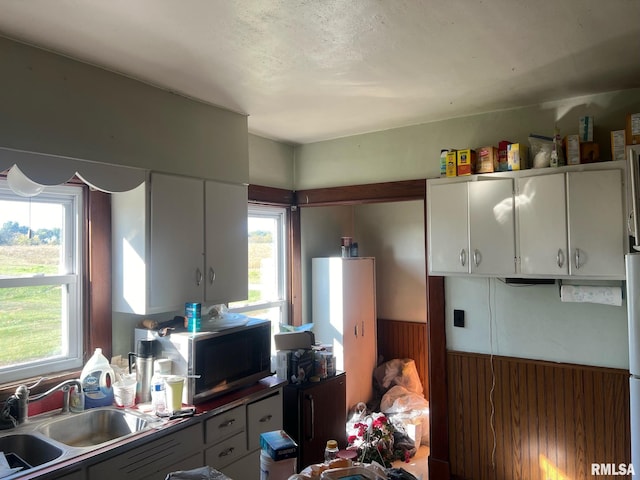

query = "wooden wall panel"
[448, 351, 630, 480]
[377, 319, 428, 398]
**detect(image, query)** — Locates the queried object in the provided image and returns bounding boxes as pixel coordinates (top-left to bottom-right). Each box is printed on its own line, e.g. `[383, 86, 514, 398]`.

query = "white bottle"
[80, 348, 115, 409]
[150, 359, 168, 415]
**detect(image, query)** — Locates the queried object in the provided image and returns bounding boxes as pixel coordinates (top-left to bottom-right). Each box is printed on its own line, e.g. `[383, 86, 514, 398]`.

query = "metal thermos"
[128, 340, 157, 403]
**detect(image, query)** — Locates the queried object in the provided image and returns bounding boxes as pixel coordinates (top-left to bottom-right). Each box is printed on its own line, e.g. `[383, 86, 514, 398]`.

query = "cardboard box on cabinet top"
[274, 331, 315, 351]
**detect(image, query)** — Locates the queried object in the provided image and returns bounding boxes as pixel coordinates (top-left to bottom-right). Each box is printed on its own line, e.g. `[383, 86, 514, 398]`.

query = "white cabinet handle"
[208, 267, 216, 285]
[574, 248, 582, 270]
[556, 249, 565, 268]
[473, 249, 480, 267]
[195, 268, 203, 286]
[459, 249, 467, 267]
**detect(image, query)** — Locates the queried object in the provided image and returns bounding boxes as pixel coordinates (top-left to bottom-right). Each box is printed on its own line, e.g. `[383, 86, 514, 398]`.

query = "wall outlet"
[453, 309, 465, 328]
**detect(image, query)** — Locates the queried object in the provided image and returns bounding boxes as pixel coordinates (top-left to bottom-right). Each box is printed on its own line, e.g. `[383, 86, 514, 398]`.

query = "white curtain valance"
[0, 147, 147, 193]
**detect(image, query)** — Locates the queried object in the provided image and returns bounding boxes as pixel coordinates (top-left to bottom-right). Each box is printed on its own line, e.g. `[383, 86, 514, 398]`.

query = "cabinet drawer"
[205, 431, 247, 469]
[220, 448, 261, 480]
[247, 392, 283, 451]
[205, 405, 246, 444]
[88, 424, 202, 480]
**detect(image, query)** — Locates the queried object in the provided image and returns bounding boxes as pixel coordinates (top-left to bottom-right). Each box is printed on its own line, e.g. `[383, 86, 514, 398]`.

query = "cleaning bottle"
[81, 348, 115, 409]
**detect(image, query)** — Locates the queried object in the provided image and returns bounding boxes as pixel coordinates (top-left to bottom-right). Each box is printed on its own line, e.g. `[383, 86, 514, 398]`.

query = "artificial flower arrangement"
[347, 411, 411, 467]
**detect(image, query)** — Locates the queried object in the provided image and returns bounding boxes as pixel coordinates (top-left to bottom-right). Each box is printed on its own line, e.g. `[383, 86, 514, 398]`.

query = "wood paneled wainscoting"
[448, 351, 630, 480]
[377, 319, 428, 399]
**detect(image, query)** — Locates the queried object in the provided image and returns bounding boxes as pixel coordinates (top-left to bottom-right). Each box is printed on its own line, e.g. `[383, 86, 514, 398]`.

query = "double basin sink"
[0, 407, 162, 477]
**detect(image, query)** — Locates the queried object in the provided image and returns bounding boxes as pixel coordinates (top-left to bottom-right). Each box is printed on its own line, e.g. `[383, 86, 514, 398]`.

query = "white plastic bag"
[165, 466, 231, 480]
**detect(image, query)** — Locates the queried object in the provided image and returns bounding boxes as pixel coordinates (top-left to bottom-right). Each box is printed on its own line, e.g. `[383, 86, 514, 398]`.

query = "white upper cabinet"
[518, 169, 625, 278]
[428, 178, 516, 276]
[204, 180, 248, 304]
[517, 173, 568, 276]
[112, 172, 248, 314]
[428, 162, 627, 279]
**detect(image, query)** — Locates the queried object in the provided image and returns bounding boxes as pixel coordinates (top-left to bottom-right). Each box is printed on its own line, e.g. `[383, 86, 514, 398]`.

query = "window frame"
[0, 181, 84, 383]
[229, 204, 289, 326]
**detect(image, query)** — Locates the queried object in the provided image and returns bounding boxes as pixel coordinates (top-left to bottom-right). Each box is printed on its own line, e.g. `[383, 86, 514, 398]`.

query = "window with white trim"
[229, 204, 288, 356]
[0, 180, 83, 383]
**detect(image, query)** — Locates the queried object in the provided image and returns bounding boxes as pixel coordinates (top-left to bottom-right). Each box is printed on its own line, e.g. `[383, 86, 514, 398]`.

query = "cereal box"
[507, 143, 528, 171]
[476, 146, 498, 173]
[456, 149, 476, 176]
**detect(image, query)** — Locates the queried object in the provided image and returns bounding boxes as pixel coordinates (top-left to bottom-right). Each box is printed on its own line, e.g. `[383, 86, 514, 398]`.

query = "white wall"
[0, 37, 249, 184]
[299, 201, 426, 325]
[294, 87, 640, 369]
[248, 134, 295, 189]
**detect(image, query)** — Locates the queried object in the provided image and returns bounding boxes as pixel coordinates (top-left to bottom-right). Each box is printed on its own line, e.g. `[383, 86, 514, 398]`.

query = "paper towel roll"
[559, 285, 623, 306]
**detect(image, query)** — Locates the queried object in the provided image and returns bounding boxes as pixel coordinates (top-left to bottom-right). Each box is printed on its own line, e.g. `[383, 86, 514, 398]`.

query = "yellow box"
[476, 146, 498, 173]
[445, 151, 457, 177]
[564, 135, 580, 165]
[611, 130, 626, 161]
[626, 113, 640, 145]
[456, 149, 476, 176]
[507, 143, 528, 171]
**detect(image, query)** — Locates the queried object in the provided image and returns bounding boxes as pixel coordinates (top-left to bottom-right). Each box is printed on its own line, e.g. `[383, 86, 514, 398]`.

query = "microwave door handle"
[305, 393, 314, 441]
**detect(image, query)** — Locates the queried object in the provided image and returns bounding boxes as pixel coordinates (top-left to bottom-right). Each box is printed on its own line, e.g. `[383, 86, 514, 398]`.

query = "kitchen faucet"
[12, 378, 83, 424]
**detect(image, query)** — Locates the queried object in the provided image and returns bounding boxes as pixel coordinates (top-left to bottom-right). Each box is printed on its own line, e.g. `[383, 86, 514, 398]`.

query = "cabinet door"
[204, 181, 248, 304]
[427, 181, 469, 274]
[517, 174, 568, 275]
[342, 258, 376, 412]
[468, 179, 516, 275]
[567, 170, 625, 277]
[149, 173, 204, 311]
[247, 391, 283, 451]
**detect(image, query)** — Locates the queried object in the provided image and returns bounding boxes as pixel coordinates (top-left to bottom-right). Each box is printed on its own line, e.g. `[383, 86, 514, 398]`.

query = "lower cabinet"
[87, 424, 203, 480]
[207, 390, 283, 480]
[53, 382, 284, 480]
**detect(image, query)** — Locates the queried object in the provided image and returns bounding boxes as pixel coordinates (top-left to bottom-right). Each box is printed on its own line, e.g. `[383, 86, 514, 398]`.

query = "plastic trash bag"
[165, 466, 231, 480]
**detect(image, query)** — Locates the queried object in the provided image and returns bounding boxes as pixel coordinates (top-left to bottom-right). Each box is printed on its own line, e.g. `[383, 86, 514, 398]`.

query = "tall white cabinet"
[311, 257, 377, 412]
[112, 171, 248, 314]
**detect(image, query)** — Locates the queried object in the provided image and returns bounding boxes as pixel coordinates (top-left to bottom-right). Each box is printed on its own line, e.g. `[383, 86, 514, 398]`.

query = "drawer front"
[205, 431, 247, 469]
[88, 424, 203, 480]
[220, 449, 261, 480]
[205, 404, 246, 444]
[247, 391, 283, 451]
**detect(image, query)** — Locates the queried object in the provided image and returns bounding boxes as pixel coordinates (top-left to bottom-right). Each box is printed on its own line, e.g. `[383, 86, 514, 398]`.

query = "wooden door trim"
[252, 179, 450, 479]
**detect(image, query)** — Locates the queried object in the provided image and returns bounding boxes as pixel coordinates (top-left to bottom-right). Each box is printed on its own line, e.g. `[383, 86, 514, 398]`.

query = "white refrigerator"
[626, 145, 640, 477]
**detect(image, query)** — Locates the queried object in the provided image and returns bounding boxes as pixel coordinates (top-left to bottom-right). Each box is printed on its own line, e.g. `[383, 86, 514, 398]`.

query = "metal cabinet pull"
[259, 414, 273, 423]
[556, 249, 565, 268]
[361, 320, 365, 337]
[219, 418, 235, 429]
[473, 249, 480, 267]
[219, 447, 234, 458]
[208, 267, 216, 285]
[196, 268, 203, 286]
[354, 324, 358, 338]
[459, 249, 467, 267]
[305, 394, 315, 441]
[574, 248, 582, 270]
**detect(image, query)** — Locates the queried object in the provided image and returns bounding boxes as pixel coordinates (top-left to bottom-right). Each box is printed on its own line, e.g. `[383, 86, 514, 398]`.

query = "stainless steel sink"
[0, 433, 64, 469]
[36, 407, 156, 447]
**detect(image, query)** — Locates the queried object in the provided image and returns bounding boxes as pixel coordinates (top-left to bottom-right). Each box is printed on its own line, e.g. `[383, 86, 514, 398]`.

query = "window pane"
[0, 200, 64, 277]
[0, 284, 65, 367]
[0, 183, 82, 382]
[248, 216, 280, 303]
